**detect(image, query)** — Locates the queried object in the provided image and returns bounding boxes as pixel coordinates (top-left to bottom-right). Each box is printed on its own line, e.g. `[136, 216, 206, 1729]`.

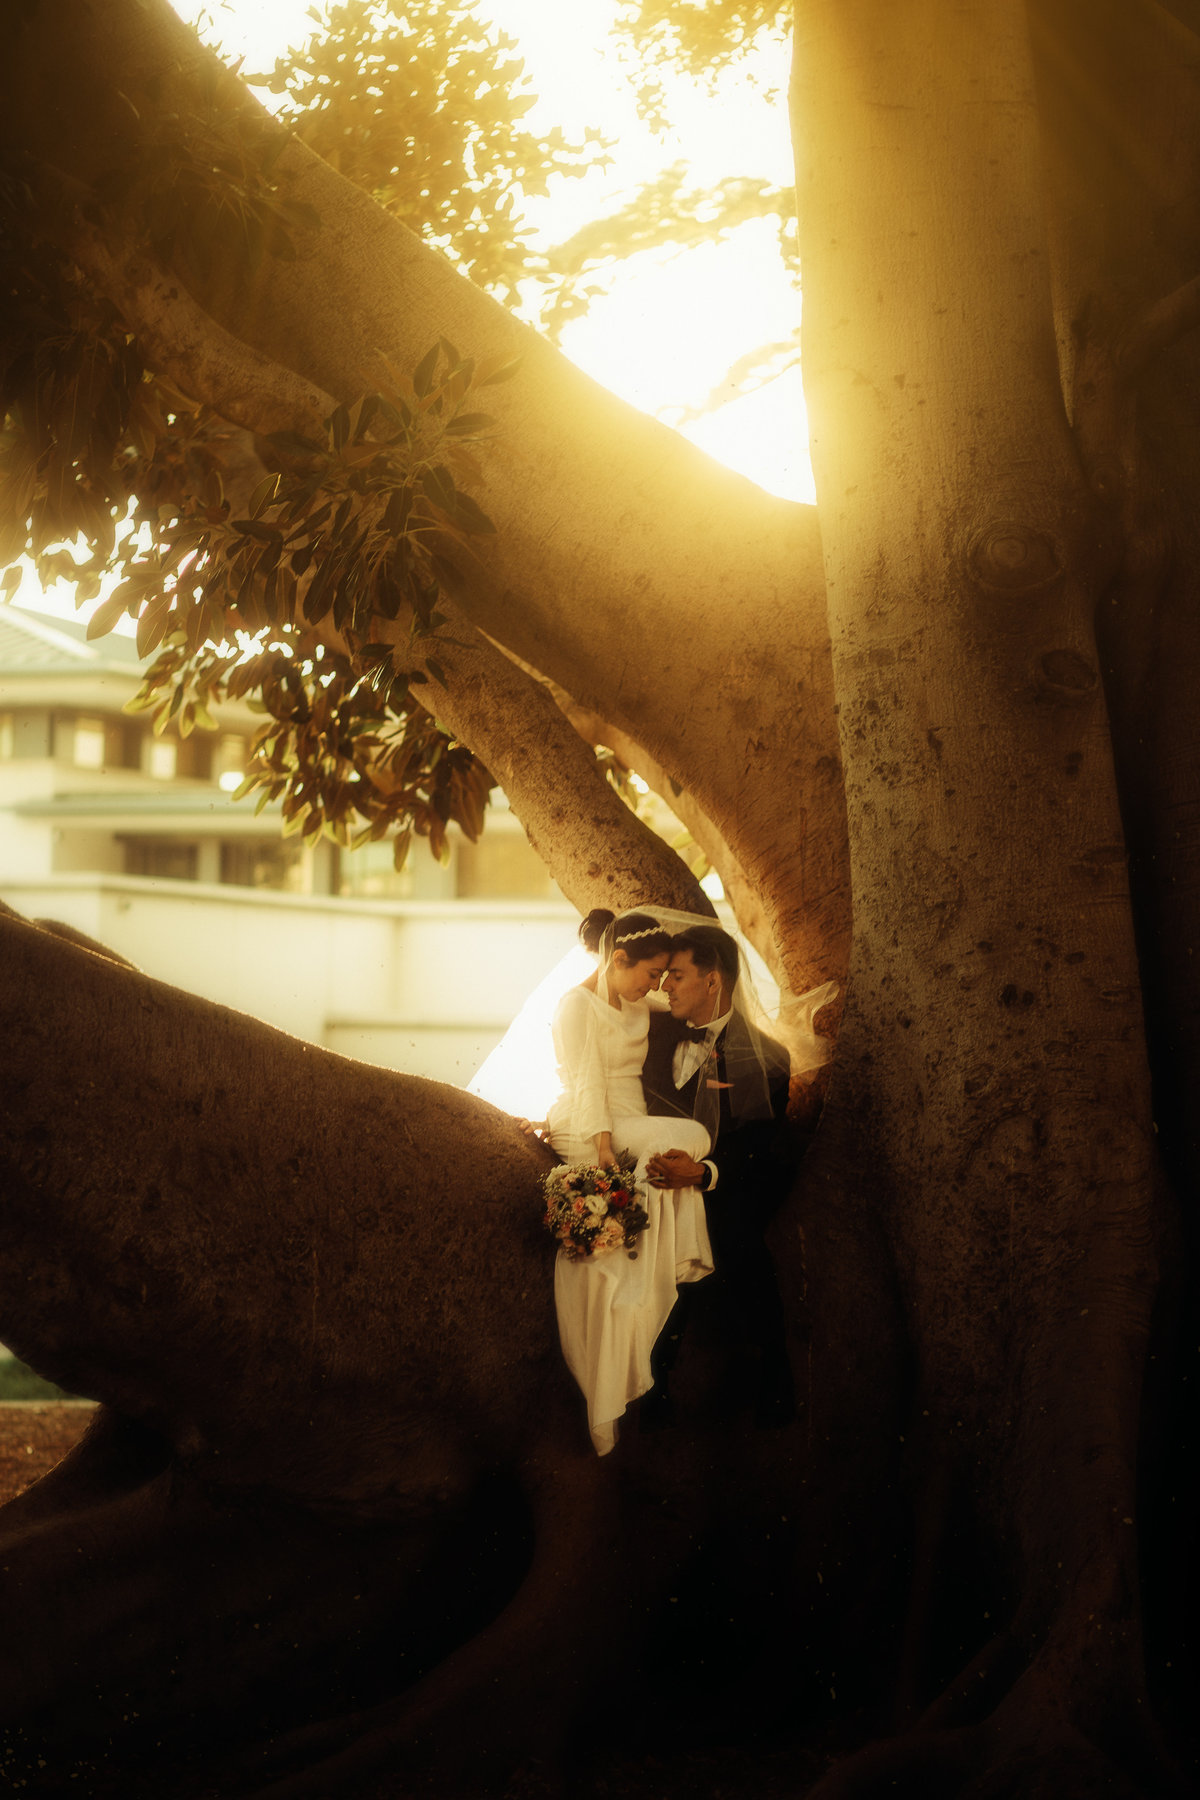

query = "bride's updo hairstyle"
[579, 908, 672, 962]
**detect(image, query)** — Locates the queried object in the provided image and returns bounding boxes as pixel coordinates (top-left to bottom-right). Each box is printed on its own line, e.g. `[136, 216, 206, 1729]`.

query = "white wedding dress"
[547, 985, 713, 1454]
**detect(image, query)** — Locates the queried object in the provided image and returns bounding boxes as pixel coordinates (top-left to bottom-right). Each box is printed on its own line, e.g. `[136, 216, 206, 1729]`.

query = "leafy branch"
[116, 341, 514, 862]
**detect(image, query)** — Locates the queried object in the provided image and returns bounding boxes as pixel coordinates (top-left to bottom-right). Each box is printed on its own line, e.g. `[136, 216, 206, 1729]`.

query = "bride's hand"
[516, 1117, 549, 1141]
[594, 1132, 617, 1169]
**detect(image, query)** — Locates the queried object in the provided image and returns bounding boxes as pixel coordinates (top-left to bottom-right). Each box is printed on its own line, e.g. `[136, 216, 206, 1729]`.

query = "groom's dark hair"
[671, 924, 739, 986]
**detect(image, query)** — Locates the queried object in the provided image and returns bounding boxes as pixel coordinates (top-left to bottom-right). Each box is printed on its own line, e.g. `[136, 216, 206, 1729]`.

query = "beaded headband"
[612, 923, 664, 946]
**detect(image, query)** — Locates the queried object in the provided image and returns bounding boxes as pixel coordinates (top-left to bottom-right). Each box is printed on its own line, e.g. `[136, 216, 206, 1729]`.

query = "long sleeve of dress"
[551, 987, 611, 1144]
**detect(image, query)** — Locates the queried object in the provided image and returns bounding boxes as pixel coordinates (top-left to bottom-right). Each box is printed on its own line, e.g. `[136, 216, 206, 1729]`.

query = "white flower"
[585, 1195, 608, 1217]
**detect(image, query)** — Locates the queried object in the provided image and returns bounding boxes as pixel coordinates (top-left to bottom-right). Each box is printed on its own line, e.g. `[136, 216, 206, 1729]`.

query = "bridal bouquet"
[543, 1157, 650, 1260]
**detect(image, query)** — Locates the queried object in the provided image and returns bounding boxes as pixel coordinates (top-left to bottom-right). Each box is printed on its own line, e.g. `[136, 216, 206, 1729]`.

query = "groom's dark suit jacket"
[640, 1011, 794, 1379]
[641, 1011, 790, 1202]
[641, 1011, 792, 1290]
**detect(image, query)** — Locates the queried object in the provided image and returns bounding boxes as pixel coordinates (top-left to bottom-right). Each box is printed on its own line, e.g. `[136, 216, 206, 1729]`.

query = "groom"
[641, 924, 796, 1426]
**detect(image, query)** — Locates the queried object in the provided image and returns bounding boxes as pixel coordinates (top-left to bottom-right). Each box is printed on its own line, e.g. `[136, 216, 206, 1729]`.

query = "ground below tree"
[0, 1402, 92, 1503]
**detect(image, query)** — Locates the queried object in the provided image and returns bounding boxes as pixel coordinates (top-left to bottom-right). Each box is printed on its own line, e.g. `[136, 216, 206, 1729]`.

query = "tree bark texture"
[792, 0, 1165, 1782]
[412, 605, 714, 915]
[0, 911, 566, 1482]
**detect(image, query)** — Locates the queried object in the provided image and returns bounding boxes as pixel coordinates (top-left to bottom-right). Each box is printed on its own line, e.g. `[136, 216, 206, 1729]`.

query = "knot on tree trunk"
[968, 523, 1062, 594]
[1036, 648, 1100, 704]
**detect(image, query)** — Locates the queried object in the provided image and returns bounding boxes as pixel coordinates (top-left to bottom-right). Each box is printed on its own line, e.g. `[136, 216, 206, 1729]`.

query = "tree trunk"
[1031, 1, 1200, 1737]
[791, 1, 1166, 1786]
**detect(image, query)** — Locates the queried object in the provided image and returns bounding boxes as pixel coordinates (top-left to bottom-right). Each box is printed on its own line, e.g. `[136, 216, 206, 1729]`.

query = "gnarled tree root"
[225, 1450, 630, 1799]
[807, 1650, 1187, 1800]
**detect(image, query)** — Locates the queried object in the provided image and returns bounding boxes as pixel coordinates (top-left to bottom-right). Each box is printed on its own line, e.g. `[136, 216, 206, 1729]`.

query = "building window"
[121, 838, 199, 881]
[106, 718, 143, 770]
[9, 711, 54, 758]
[216, 734, 247, 792]
[147, 738, 177, 781]
[220, 838, 305, 891]
[175, 734, 213, 782]
[73, 716, 106, 769]
[335, 839, 417, 899]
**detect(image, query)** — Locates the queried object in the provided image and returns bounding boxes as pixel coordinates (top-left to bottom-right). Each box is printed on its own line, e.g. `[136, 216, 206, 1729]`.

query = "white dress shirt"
[672, 1006, 732, 1088]
[671, 1006, 732, 1191]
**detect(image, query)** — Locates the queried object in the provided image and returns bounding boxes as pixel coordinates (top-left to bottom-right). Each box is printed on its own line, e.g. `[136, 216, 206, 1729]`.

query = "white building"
[0, 605, 578, 1082]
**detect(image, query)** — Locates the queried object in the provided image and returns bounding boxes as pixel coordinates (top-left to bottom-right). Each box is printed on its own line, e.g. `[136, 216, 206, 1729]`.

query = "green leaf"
[346, 393, 377, 444]
[234, 518, 284, 544]
[419, 464, 457, 513]
[122, 688, 162, 715]
[372, 396, 409, 438]
[136, 600, 174, 659]
[85, 588, 133, 640]
[450, 491, 496, 535]
[302, 556, 335, 623]
[412, 343, 440, 398]
[382, 486, 413, 535]
[475, 353, 522, 386]
[445, 412, 494, 436]
[249, 472, 281, 517]
[329, 404, 351, 451]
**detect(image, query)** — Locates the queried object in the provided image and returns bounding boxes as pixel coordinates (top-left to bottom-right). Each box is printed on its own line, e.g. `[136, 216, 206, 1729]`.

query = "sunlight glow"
[18, 3, 810, 636]
[469, 944, 595, 1117]
[174, 0, 813, 502]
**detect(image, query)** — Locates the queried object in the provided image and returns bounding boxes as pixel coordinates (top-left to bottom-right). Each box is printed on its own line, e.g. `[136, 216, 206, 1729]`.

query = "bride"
[544, 907, 717, 1455]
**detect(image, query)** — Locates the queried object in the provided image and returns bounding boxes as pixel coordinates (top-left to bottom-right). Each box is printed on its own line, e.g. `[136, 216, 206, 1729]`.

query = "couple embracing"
[541, 906, 793, 1455]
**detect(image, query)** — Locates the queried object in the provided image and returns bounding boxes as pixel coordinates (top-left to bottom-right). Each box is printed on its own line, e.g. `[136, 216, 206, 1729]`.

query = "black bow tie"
[682, 1023, 710, 1043]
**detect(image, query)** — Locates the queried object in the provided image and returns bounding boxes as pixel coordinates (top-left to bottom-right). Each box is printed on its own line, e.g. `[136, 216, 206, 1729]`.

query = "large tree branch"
[1119, 272, 1200, 381]
[0, 0, 850, 995]
[0, 904, 561, 1460]
[67, 218, 335, 440]
[408, 606, 714, 916]
[543, 693, 839, 1066]
[547, 690, 778, 971]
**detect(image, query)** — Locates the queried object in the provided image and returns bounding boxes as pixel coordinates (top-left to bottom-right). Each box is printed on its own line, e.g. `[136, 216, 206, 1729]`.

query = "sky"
[13, 0, 811, 624]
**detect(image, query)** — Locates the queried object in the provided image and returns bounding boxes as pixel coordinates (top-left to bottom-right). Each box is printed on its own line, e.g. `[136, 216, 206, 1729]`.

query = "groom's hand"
[647, 1149, 707, 1188]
